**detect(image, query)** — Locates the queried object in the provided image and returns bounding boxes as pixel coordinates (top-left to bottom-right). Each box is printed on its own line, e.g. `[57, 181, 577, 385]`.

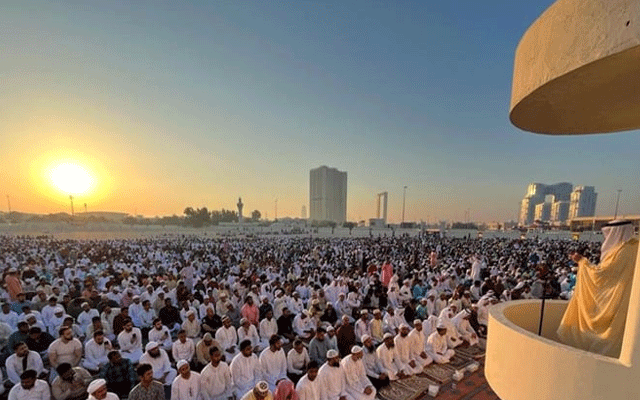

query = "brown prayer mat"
[421, 363, 453, 384]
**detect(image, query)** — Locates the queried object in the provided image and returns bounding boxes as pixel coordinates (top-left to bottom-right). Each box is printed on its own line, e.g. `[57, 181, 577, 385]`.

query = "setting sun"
[50, 162, 95, 195]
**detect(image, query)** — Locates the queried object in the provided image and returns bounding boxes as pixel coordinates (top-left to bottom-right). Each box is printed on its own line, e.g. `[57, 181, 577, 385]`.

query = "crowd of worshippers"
[0, 234, 601, 400]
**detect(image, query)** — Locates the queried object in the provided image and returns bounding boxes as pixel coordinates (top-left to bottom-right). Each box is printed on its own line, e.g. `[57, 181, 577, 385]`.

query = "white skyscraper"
[569, 186, 597, 219]
[309, 166, 347, 224]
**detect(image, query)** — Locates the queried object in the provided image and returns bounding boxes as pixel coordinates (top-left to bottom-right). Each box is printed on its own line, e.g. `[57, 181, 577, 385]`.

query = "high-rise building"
[569, 186, 597, 219]
[310, 166, 347, 224]
[519, 182, 572, 225]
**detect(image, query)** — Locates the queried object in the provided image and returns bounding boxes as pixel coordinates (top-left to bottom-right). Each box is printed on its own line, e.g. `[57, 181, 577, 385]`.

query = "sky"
[1, 0, 639, 223]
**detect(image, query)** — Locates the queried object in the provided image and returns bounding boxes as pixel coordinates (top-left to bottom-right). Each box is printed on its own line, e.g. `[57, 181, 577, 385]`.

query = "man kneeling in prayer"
[427, 323, 455, 364]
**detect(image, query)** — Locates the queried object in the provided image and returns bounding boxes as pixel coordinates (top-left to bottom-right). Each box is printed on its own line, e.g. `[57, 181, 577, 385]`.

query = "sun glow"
[49, 162, 95, 195]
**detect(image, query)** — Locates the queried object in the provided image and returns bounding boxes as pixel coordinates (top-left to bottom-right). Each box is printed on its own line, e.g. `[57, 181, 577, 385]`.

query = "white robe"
[393, 335, 422, 375]
[229, 353, 261, 397]
[375, 344, 404, 381]
[426, 332, 455, 364]
[317, 363, 353, 400]
[139, 349, 177, 385]
[83, 338, 111, 370]
[200, 362, 233, 400]
[117, 328, 143, 362]
[6, 351, 44, 384]
[259, 348, 287, 392]
[452, 313, 478, 346]
[216, 326, 239, 359]
[171, 372, 203, 400]
[341, 355, 376, 400]
[296, 374, 320, 400]
[149, 326, 173, 350]
[408, 329, 432, 368]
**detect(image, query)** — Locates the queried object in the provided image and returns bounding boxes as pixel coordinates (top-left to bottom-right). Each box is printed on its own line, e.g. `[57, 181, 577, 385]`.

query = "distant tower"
[237, 197, 244, 223]
[376, 192, 388, 224]
[301, 205, 307, 219]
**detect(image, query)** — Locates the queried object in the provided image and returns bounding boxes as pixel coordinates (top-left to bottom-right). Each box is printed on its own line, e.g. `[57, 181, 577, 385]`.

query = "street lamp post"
[69, 195, 74, 216]
[402, 186, 408, 226]
[614, 189, 622, 219]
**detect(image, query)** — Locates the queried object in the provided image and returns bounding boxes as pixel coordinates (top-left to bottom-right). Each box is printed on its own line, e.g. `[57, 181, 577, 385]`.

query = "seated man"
[341, 346, 376, 400]
[452, 310, 479, 346]
[6, 341, 46, 385]
[393, 324, 423, 376]
[295, 361, 320, 400]
[200, 346, 234, 400]
[139, 342, 177, 386]
[48, 327, 83, 370]
[171, 360, 202, 400]
[426, 323, 455, 364]
[230, 340, 261, 398]
[286, 339, 309, 384]
[148, 319, 172, 353]
[172, 330, 196, 365]
[259, 335, 287, 392]
[8, 370, 50, 400]
[361, 335, 389, 390]
[376, 333, 408, 381]
[100, 351, 136, 399]
[129, 363, 166, 400]
[83, 331, 112, 372]
[116, 319, 143, 363]
[51, 363, 92, 400]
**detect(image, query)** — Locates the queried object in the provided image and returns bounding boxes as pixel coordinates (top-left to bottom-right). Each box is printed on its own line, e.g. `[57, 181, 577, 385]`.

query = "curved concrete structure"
[486, 300, 639, 400]
[510, 0, 640, 134]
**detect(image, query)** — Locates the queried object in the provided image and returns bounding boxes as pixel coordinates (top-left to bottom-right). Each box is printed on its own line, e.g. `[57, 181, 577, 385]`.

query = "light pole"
[614, 189, 622, 219]
[69, 195, 74, 216]
[402, 186, 408, 225]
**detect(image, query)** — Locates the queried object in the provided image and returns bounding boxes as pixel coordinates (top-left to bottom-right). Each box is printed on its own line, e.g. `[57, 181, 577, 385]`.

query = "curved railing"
[485, 300, 637, 400]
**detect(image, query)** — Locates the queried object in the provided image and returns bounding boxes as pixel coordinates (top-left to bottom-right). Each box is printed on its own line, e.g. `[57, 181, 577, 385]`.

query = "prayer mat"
[421, 363, 453, 384]
[456, 345, 485, 359]
[441, 353, 474, 371]
[378, 381, 424, 400]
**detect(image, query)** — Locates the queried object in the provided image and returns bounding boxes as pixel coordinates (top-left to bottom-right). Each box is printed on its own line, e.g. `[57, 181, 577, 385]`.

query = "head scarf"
[601, 220, 635, 261]
[274, 379, 298, 400]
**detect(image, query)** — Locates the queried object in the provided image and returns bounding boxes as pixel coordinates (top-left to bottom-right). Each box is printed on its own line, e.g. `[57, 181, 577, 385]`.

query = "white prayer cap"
[383, 333, 394, 340]
[420, 297, 428, 303]
[203, 333, 213, 341]
[275, 289, 283, 296]
[413, 319, 422, 325]
[54, 306, 64, 314]
[255, 381, 269, 395]
[240, 318, 248, 325]
[326, 349, 339, 359]
[361, 334, 372, 343]
[221, 315, 230, 322]
[360, 309, 368, 315]
[87, 379, 107, 394]
[311, 299, 320, 305]
[176, 360, 189, 369]
[351, 345, 363, 354]
[327, 326, 335, 332]
[373, 309, 381, 315]
[145, 342, 159, 352]
[81, 302, 89, 307]
[259, 295, 267, 301]
[187, 310, 195, 316]
[437, 322, 447, 329]
[25, 313, 36, 320]
[399, 323, 410, 330]
[427, 290, 437, 297]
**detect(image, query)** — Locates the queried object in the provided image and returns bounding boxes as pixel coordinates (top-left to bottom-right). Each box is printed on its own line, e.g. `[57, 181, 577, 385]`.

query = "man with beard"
[8, 370, 50, 400]
[426, 323, 455, 364]
[200, 347, 233, 400]
[317, 349, 351, 400]
[286, 339, 309, 384]
[99, 351, 136, 399]
[341, 346, 376, 400]
[276, 308, 295, 343]
[159, 299, 182, 334]
[128, 364, 165, 400]
[83, 331, 112, 372]
[394, 324, 423, 376]
[230, 340, 261, 398]
[171, 360, 202, 400]
[360, 335, 389, 390]
[259, 310, 278, 347]
[215, 316, 238, 360]
[51, 362, 92, 400]
[148, 318, 172, 352]
[25, 327, 54, 356]
[8, 322, 30, 354]
[195, 333, 220, 369]
[200, 308, 221, 337]
[138, 342, 177, 386]
[295, 361, 320, 400]
[308, 327, 331, 366]
[5, 342, 45, 385]
[49, 327, 83, 370]
[117, 319, 143, 362]
[259, 335, 287, 392]
[376, 333, 407, 381]
[172, 329, 196, 365]
[407, 320, 432, 370]
[87, 378, 119, 400]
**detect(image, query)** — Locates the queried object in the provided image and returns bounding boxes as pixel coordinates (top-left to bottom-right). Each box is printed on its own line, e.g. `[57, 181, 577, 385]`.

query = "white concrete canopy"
[510, 0, 640, 134]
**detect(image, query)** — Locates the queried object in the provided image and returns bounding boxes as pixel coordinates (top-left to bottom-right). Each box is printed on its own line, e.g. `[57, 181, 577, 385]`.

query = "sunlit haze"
[1, 0, 639, 222]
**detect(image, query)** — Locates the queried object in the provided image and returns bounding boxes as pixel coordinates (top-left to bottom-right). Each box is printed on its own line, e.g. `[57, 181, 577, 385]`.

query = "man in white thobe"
[360, 335, 389, 390]
[341, 346, 376, 400]
[172, 330, 196, 363]
[8, 370, 50, 400]
[139, 342, 177, 386]
[295, 361, 320, 400]
[216, 317, 239, 360]
[200, 346, 233, 400]
[259, 312, 278, 347]
[426, 323, 455, 364]
[77, 303, 99, 334]
[408, 320, 432, 369]
[171, 360, 202, 400]
[452, 310, 479, 346]
[259, 335, 287, 392]
[230, 340, 262, 398]
[376, 333, 407, 381]
[238, 319, 262, 352]
[287, 339, 310, 383]
[83, 331, 112, 371]
[117, 319, 143, 362]
[6, 342, 45, 384]
[317, 349, 353, 400]
[393, 324, 423, 375]
[148, 319, 173, 352]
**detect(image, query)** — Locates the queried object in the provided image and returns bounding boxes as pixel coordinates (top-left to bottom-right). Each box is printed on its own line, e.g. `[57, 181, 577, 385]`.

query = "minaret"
[237, 197, 244, 224]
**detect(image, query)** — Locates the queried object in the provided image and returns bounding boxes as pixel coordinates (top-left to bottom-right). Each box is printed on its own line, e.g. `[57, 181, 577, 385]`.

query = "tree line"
[122, 207, 261, 227]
